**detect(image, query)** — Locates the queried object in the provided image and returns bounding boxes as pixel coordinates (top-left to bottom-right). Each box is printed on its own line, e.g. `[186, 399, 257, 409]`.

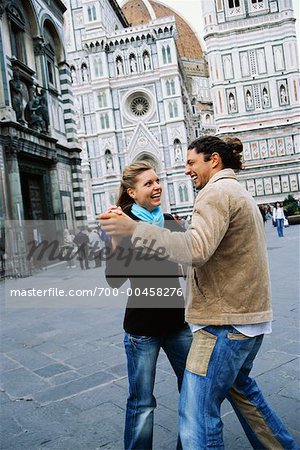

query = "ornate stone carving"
[9, 69, 25, 124]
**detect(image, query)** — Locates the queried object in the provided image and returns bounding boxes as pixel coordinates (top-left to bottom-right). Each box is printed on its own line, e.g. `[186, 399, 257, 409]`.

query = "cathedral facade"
[66, 0, 299, 223]
[65, 0, 213, 222]
[202, 0, 300, 203]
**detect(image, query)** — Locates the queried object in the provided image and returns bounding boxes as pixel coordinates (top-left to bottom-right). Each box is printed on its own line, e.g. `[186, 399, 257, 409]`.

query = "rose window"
[130, 96, 150, 116]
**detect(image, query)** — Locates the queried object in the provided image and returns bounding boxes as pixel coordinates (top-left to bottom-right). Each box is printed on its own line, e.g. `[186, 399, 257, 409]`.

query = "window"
[166, 79, 175, 96]
[47, 60, 54, 85]
[94, 58, 103, 77]
[130, 96, 149, 116]
[168, 101, 178, 118]
[179, 184, 189, 202]
[8, 5, 26, 64]
[100, 113, 109, 129]
[97, 91, 107, 108]
[87, 4, 97, 21]
[228, 0, 240, 7]
[162, 45, 172, 64]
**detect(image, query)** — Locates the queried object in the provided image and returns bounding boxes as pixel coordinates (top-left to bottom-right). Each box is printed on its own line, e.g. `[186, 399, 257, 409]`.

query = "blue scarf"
[131, 203, 165, 228]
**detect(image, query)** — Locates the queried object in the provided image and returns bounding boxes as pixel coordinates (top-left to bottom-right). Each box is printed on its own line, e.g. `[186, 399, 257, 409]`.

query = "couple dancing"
[101, 136, 298, 450]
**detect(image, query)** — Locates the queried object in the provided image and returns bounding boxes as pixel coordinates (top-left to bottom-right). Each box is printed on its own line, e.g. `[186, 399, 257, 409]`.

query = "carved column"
[5, 137, 30, 277]
[49, 156, 64, 218]
[5, 138, 24, 222]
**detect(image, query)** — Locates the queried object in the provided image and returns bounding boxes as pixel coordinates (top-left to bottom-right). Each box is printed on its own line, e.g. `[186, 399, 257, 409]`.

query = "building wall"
[66, 1, 206, 221]
[0, 0, 86, 233]
[203, 0, 300, 203]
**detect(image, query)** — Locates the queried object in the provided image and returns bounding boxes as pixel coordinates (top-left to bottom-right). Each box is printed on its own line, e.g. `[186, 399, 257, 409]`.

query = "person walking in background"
[63, 229, 76, 268]
[273, 202, 285, 237]
[73, 228, 90, 270]
[88, 228, 102, 268]
[105, 161, 192, 450]
[100, 136, 298, 450]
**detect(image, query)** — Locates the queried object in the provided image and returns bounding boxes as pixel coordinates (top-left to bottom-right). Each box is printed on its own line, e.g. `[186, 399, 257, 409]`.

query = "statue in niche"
[262, 88, 270, 107]
[105, 152, 114, 172]
[174, 141, 183, 162]
[9, 70, 24, 123]
[143, 53, 151, 70]
[81, 65, 89, 82]
[116, 58, 124, 75]
[280, 85, 287, 104]
[38, 88, 49, 132]
[71, 67, 77, 84]
[228, 93, 236, 112]
[246, 90, 253, 109]
[25, 95, 43, 131]
[130, 55, 137, 73]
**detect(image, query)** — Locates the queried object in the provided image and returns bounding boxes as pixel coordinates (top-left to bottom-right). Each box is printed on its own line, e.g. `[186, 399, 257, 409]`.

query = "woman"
[105, 161, 192, 450]
[273, 202, 285, 237]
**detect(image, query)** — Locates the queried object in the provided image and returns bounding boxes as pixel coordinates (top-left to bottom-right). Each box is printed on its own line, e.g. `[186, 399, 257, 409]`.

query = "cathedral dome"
[121, 0, 203, 60]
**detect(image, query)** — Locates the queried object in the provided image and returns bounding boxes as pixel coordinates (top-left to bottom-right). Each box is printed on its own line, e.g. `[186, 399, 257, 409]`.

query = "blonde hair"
[116, 161, 155, 211]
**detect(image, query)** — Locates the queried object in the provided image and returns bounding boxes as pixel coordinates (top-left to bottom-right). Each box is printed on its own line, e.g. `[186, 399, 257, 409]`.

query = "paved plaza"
[0, 222, 299, 450]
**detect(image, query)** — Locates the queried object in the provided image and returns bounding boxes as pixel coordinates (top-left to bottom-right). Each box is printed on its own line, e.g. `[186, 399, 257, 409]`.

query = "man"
[100, 136, 298, 449]
[73, 228, 90, 270]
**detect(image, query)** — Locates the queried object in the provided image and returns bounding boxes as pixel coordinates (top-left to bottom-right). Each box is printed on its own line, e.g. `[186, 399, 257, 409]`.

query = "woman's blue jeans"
[179, 326, 298, 450]
[124, 325, 192, 450]
[277, 218, 284, 237]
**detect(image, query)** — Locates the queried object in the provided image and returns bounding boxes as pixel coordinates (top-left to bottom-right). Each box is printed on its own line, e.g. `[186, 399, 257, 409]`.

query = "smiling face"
[127, 169, 162, 212]
[185, 148, 218, 190]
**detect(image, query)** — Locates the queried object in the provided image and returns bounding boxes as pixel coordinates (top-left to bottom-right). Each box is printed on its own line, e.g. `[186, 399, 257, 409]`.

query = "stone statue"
[130, 55, 137, 73]
[9, 70, 24, 123]
[280, 85, 287, 104]
[116, 58, 124, 75]
[143, 53, 151, 70]
[38, 88, 50, 132]
[71, 67, 77, 84]
[229, 93, 236, 112]
[105, 153, 114, 171]
[263, 88, 270, 107]
[81, 65, 89, 82]
[246, 91, 253, 109]
[174, 142, 183, 162]
[25, 95, 43, 131]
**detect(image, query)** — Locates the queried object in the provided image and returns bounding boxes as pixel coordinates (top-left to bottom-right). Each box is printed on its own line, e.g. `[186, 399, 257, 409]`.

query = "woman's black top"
[105, 210, 186, 336]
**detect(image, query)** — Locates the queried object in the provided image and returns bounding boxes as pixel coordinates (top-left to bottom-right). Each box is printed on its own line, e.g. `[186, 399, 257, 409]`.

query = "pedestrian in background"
[89, 228, 102, 268]
[73, 228, 90, 270]
[63, 228, 76, 268]
[273, 202, 285, 237]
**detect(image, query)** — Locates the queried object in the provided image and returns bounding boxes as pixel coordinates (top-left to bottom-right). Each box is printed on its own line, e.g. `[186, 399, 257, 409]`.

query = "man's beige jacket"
[131, 169, 272, 325]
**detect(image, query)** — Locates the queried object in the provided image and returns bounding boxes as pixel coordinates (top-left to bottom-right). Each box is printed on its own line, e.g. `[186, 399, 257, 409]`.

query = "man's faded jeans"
[124, 325, 192, 450]
[179, 326, 298, 450]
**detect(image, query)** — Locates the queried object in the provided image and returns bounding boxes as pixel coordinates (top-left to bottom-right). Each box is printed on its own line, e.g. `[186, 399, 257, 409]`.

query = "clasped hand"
[98, 205, 137, 237]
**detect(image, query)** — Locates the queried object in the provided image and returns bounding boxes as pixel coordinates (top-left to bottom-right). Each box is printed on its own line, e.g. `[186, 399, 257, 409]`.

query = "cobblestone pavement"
[1, 223, 299, 449]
